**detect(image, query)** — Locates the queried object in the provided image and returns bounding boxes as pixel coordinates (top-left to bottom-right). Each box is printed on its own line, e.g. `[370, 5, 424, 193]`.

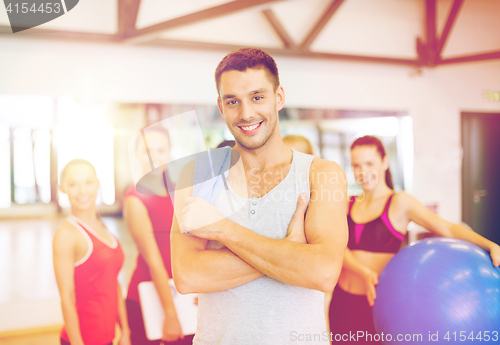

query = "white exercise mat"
[138, 280, 198, 340]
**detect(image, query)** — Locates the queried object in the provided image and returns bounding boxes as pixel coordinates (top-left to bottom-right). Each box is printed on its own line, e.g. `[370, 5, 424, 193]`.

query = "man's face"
[217, 68, 284, 151]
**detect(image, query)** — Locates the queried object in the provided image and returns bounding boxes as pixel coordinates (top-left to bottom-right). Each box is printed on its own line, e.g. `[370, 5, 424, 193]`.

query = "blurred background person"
[53, 159, 130, 345]
[216, 140, 236, 149]
[326, 136, 500, 344]
[283, 134, 314, 155]
[123, 126, 194, 344]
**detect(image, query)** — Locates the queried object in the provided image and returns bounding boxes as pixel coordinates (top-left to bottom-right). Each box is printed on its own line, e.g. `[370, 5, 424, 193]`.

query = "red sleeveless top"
[61, 215, 124, 345]
[123, 186, 174, 302]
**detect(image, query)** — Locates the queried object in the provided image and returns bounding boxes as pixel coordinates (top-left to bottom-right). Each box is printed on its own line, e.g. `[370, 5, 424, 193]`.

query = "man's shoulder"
[306, 157, 346, 202]
[310, 157, 345, 178]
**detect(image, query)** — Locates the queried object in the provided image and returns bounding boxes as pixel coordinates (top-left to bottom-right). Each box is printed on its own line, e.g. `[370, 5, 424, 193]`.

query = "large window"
[0, 95, 115, 209]
[0, 123, 10, 208]
[0, 95, 53, 207]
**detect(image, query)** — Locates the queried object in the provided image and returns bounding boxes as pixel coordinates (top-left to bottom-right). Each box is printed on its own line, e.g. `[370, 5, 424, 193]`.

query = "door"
[462, 112, 500, 245]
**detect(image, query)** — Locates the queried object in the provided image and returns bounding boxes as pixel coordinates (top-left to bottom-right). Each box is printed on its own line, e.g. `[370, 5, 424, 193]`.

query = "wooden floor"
[0, 216, 138, 342]
[0, 330, 60, 345]
[0, 326, 124, 345]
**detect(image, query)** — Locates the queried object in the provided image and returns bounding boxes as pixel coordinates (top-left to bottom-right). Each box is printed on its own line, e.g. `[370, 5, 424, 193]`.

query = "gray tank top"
[193, 149, 328, 345]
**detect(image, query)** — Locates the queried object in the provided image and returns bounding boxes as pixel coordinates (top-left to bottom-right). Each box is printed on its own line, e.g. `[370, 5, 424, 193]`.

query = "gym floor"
[0, 330, 60, 345]
[0, 217, 138, 344]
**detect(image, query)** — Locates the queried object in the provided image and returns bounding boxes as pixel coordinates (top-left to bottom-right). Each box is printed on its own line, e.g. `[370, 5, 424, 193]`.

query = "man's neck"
[234, 136, 292, 171]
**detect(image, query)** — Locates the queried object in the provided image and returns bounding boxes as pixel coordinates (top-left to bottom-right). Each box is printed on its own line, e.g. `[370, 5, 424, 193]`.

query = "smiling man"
[171, 48, 348, 344]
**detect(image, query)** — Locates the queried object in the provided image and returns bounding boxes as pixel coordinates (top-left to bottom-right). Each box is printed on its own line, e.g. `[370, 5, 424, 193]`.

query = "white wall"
[1, 36, 500, 222]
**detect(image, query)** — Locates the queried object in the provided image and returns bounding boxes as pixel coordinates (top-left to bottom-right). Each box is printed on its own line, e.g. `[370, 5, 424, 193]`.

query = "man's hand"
[162, 312, 184, 342]
[179, 197, 225, 239]
[285, 193, 308, 244]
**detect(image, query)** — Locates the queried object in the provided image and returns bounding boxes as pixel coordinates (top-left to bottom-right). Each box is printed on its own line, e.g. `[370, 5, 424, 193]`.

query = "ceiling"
[1, 0, 499, 67]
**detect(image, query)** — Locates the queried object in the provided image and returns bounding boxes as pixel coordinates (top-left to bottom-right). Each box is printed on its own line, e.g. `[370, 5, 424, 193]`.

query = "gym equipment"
[373, 238, 500, 345]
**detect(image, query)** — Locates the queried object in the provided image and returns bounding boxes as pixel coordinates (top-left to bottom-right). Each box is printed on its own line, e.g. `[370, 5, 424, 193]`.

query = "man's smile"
[238, 121, 263, 135]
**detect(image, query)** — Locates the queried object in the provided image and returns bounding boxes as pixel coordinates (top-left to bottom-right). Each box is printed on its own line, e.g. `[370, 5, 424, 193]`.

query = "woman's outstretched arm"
[403, 192, 500, 266]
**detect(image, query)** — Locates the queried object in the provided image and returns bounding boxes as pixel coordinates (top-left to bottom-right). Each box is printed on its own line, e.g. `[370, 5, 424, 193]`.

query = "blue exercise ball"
[373, 238, 500, 345]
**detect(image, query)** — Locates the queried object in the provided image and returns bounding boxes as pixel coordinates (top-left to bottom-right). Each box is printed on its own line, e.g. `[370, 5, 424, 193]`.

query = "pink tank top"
[60, 215, 124, 345]
[123, 186, 174, 302]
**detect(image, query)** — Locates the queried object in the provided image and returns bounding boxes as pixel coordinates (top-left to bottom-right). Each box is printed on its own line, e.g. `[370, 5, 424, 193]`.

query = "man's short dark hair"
[215, 48, 280, 95]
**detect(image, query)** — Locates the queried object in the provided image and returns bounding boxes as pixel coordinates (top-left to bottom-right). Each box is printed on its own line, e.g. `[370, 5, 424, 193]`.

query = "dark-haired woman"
[53, 159, 130, 345]
[326, 136, 500, 344]
[124, 127, 194, 345]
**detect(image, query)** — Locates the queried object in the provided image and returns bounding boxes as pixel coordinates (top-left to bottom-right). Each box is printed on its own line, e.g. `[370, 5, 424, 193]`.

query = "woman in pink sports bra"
[53, 159, 130, 345]
[326, 135, 500, 344]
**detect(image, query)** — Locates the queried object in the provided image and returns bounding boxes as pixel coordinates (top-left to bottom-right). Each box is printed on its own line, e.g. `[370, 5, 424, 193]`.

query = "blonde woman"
[53, 159, 130, 345]
[283, 134, 314, 155]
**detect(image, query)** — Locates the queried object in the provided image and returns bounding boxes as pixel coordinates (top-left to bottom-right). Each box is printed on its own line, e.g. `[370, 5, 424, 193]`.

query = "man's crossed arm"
[170, 158, 348, 294]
